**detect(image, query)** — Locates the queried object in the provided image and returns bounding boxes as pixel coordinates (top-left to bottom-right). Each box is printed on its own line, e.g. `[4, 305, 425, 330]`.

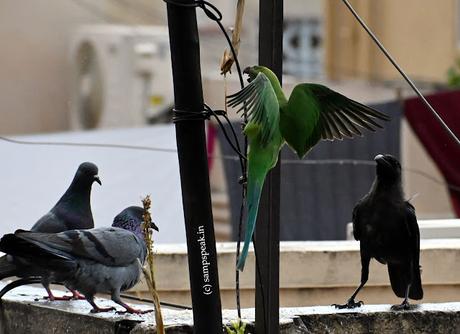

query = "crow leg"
[86, 295, 116, 313]
[391, 263, 413, 311]
[111, 290, 153, 314]
[392, 258, 415, 311]
[333, 256, 370, 309]
[391, 283, 411, 310]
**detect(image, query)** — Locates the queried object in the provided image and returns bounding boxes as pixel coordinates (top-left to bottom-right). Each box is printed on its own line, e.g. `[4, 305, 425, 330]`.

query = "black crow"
[334, 154, 423, 310]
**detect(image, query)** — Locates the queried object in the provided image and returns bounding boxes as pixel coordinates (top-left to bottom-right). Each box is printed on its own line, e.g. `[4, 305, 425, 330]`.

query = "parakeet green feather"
[227, 65, 390, 271]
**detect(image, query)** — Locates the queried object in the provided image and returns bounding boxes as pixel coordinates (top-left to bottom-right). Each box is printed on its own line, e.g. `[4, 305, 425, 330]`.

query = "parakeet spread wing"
[227, 72, 280, 146]
[281, 83, 390, 158]
[226, 65, 391, 272]
[227, 71, 283, 271]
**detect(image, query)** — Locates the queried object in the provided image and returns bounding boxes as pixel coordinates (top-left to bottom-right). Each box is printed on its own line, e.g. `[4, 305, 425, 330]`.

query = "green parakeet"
[227, 65, 390, 271]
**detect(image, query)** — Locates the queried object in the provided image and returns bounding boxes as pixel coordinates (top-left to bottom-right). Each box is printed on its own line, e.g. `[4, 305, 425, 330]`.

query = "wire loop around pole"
[172, 108, 209, 122]
[163, 0, 222, 22]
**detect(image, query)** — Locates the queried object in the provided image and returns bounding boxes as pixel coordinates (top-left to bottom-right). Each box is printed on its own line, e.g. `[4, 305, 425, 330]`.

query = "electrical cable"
[341, 0, 460, 146]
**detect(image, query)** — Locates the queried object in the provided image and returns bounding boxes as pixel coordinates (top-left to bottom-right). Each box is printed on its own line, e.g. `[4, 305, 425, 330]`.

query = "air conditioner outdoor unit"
[69, 25, 173, 130]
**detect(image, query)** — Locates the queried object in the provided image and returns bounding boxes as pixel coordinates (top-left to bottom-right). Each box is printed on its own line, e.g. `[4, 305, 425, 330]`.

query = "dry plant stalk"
[141, 195, 164, 334]
[220, 0, 246, 75]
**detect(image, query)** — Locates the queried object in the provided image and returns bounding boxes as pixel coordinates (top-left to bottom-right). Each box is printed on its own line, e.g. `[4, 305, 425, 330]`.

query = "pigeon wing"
[14, 227, 144, 267]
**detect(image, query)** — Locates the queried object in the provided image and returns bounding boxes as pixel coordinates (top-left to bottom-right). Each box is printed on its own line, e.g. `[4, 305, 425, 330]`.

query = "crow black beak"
[374, 154, 391, 167]
[150, 221, 159, 232]
[94, 175, 102, 185]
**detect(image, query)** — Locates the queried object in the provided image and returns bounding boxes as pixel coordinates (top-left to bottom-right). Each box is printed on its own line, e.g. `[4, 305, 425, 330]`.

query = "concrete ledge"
[1, 285, 460, 333]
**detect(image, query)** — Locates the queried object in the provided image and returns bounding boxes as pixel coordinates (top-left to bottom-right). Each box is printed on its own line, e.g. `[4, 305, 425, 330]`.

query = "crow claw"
[391, 300, 411, 311]
[332, 299, 364, 309]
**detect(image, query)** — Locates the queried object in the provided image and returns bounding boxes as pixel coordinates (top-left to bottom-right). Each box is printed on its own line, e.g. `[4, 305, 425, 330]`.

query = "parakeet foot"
[332, 299, 363, 309]
[391, 300, 411, 311]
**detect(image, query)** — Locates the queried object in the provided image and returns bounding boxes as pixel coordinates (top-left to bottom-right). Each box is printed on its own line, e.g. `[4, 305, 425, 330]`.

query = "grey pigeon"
[0, 162, 101, 300]
[0, 206, 159, 314]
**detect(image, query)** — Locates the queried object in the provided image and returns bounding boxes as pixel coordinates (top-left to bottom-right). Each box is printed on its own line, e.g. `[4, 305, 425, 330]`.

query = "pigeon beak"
[150, 221, 159, 232]
[94, 175, 102, 185]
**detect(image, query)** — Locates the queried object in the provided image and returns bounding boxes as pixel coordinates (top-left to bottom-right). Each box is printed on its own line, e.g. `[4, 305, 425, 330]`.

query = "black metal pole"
[255, 0, 283, 333]
[166, 1, 223, 333]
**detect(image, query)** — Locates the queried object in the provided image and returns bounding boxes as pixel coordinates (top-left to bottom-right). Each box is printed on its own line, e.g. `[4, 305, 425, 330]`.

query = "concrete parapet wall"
[1, 285, 460, 333]
[133, 239, 460, 308]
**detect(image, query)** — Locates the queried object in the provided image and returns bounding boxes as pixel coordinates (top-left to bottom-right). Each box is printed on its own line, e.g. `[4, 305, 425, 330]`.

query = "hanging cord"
[119, 293, 192, 310]
[0, 135, 178, 153]
[220, 0, 249, 320]
[223, 76, 243, 320]
[204, 104, 247, 166]
[341, 0, 460, 146]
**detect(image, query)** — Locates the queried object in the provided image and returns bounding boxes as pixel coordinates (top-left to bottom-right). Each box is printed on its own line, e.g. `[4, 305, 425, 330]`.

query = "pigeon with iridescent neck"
[0, 206, 159, 314]
[0, 162, 101, 300]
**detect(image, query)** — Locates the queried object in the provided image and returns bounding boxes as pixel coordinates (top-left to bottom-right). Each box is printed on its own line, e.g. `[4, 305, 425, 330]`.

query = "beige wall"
[0, 1, 174, 135]
[324, 0, 457, 218]
[2, 0, 457, 132]
[0, 0, 107, 135]
[326, 0, 458, 82]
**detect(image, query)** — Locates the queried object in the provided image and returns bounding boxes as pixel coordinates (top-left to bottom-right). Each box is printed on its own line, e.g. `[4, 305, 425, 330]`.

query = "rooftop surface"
[0, 124, 186, 243]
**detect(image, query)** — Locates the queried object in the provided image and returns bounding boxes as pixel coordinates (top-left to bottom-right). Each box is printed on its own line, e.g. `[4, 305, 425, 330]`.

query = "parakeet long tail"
[237, 171, 266, 271]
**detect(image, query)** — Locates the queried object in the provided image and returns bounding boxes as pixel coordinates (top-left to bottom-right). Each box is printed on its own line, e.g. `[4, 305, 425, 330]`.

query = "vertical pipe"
[255, 0, 283, 333]
[166, 1, 223, 333]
